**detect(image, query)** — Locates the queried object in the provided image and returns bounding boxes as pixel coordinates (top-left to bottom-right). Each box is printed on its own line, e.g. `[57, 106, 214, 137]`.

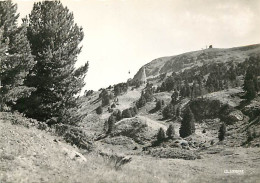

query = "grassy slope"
[1, 113, 260, 183]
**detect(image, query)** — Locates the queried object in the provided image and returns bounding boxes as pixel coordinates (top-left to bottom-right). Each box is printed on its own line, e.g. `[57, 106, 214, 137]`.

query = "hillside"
[1, 43, 260, 183]
[133, 44, 260, 80]
[1, 112, 260, 183]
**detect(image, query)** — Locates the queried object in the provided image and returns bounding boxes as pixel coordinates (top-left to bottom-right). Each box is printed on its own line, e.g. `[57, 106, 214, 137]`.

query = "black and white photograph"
[0, 0, 260, 182]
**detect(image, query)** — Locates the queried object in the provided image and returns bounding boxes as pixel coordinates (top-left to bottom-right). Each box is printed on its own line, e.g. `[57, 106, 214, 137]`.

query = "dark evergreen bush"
[179, 107, 195, 138]
[166, 124, 175, 139]
[218, 123, 226, 141]
[96, 106, 103, 115]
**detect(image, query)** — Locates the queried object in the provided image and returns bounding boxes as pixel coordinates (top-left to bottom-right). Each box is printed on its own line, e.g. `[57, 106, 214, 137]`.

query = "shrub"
[162, 104, 175, 119]
[166, 124, 175, 139]
[136, 95, 146, 108]
[96, 106, 103, 115]
[218, 123, 226, 141]
[116, 110, 122, 121]
[122, 109, 132, 118]
[107, 115, 116, 134]
[102, 95, 110, 106]
[129, 107, 136, 117]
[133, 106, 138, 115]
[247, 129, 253, 142]
[157, 128, 166, 142]
[111, 103, 116, 108]
[156, 100, 163, 110]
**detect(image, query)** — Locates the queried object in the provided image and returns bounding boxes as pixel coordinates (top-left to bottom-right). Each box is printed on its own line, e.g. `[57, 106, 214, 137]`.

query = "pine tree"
[243, 65, 257, 100]
[157, 127, 166, 142]
[107, 115, 116, 134]
[133, 106, 138, 115]
[136, 95, 146, 108]
[156, 100, 163, 110]
[166, 124, 175, 139]
[162, 103, 175, 119]
[16, 1, 88, 124]
[0, 1, 35, 111]
[116, 110, 122, 121]
[218, 123, 226, 141]
[179, 107, 195, 138]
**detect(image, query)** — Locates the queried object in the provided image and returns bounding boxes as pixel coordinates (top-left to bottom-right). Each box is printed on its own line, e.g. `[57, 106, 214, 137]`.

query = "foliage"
[166, 124, 175, 139]
[114, 82, 128, 96]
[136, 95, 146, 108]
[0, 1, 35, 111]
[14, 1, 88, 124]
[218, 123, 226, 141]
[96, 106, 103, 115]
[243, 57, 260, 100]
[157, 127, 166, 142]
[107, 115, 116, 134]
[247, 129, 253, 142]
[155, 100, 164, 110]
[122, 108, 132, 118]
[162, 103, 175, 119]
[179, 107, 195, 138]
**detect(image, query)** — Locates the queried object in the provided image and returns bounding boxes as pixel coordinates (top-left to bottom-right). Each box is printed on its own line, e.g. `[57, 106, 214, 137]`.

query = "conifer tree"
[179, 107, 195, 138]
[0, 1, 35, 111]
[218, 123, 226, 141]
[107, 115, 116, 134]
[166, 124, 175, 139]
[157, 127, 166, 142]
[16, 1, 88, 124]
[162, 103, 175, 119]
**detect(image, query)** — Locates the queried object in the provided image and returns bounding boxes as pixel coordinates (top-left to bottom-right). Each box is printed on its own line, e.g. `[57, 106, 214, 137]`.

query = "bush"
[156, 100, 163, 110]
[96, 106, 103, 115]
[247, 129, 253, 142]
[129, 107, 136, 117]
[136, 95, 146, 108]
[111, 103, 116, 108]
[116, 110, 122, 121]
[166, 124, 175, 139]
[122, 109, 132, 118]
[133, 106, 138, 114]
[107, 115, 116, 134]
[162, 104, 175, 119]
[102, 95, 110, 106]
[157, 128, 166, 142]
[218, 123, 226, 141]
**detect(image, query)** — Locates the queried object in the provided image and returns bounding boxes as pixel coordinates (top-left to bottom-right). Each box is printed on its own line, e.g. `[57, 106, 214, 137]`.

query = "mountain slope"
[133, 44, 260, 80]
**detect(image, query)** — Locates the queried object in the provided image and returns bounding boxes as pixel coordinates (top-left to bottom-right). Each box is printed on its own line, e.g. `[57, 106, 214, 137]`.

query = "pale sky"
[13, 0, 260, 91]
